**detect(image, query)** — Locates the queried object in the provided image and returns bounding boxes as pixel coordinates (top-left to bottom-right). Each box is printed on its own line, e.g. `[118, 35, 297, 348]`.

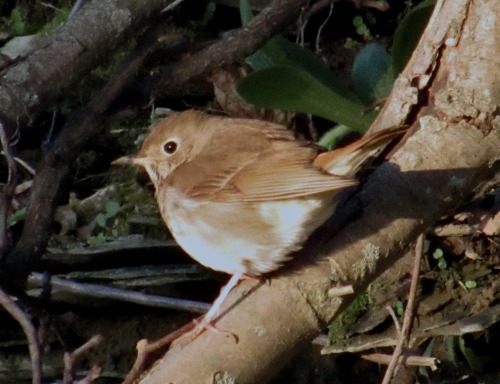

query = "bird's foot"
[172, 316, 238, 347]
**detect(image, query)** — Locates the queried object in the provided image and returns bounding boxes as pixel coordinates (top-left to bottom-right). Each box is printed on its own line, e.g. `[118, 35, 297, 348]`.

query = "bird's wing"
[183, 141, 357, 202]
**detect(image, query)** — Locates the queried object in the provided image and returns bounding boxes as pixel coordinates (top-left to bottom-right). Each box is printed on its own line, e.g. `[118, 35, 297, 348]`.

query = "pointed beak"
[112, 155, 149, 167]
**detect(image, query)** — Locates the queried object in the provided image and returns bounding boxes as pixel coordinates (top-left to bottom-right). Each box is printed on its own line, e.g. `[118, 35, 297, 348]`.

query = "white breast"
[160, 188, 337, 276]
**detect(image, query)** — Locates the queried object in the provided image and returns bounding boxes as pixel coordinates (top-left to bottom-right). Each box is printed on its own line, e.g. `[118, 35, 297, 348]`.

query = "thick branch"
[1, 24, 166, 280]
[151, 0, 309, 98]
[0, 0, 169, 132]
[140, 0, 500, 382]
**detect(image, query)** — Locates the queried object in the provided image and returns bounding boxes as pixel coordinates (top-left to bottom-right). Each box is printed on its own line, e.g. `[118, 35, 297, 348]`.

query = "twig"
[303, 0, 337, 21]
[74, 365, 102, 384]
[28, 272, 210, 313]
[315, 3, 334, 53]
[122, 319, 199, 384]
[381, 234, 424, 384]
[62, 334, 103, 384]
[0, 119, 18, 256]
[362, 352, 438, 370]
[327, 284, 354, 298]
[161, 0, 186, 13]
[0, 287, 41, 384]
[4, 22, 170, 279]
[68, 0, 85, 19]
[0, 152, 36, 175]
[385, 304, 402, 335]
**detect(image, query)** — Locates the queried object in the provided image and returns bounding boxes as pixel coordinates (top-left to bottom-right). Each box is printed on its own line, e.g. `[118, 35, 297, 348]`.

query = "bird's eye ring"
[163, 140, 178, 155]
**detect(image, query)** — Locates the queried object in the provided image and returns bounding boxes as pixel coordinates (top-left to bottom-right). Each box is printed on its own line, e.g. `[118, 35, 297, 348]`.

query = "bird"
[113, 110, 405, 341]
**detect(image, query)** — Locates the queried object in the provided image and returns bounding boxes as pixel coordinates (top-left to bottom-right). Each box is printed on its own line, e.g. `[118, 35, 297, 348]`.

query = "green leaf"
[395, 300, 404, 316]
[246, 40, 278, 71]
[10, 8, 26, 36]
[244, 29, 358, 102]
[201, 2, 216, 25]
[237, 66, 375, 132]
[240, 0, 367, 126]
[263, 37, 357, 101]
[392, 0, 435, 74]
[432, 248, 443, 259]
[105, 201, 121, 217]
[458, 336, 490, 372]
[352, 15, 364, 28]
[437, 258, 447, 270]
[317, 125, 352, 149]
[419, 338, 436, 377]
[96, 213, 107, 228]
[87, 232, 106, 247]
[7, 207, 27, 227]
[239, 0, 253, 26]
[464, 280, 477, 289]
[352, 43, 394, 102]
[240, 0, 277, 70]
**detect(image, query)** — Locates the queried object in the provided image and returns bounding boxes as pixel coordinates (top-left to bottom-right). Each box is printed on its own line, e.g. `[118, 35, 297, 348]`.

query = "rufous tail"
[313, 126, 407, 176]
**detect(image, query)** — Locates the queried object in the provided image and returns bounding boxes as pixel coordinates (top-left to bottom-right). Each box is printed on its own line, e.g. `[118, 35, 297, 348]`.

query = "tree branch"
[2, 23, 166, 281]
[151, 0, 309, 98]
[0, 0, 170, 133]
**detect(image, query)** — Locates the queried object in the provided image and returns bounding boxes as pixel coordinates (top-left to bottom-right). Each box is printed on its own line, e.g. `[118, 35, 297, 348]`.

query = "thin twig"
[0, 287, 41, 384]
[0, 119, 18, 256]
[0, 151, 35, 175]
[381, 234, 424, 384]
[385, 304, 402, 335]
[122, 319, 198, 384]
[362, 352, 438, 370]
[74, 365, 102, 384]
[161, 0, 186, 13]
[315, 3, 334, 53]
[62, 334, 103, 384]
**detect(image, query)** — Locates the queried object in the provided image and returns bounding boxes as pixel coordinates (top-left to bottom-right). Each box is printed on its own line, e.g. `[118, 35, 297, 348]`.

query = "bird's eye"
[162, 140, 178, 155]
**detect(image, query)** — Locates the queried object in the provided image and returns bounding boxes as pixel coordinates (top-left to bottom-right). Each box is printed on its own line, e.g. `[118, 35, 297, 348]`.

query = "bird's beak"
[112, 155, 149, 167]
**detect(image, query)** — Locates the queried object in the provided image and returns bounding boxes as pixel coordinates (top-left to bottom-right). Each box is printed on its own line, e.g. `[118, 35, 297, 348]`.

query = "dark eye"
[163, 140, 177, 154]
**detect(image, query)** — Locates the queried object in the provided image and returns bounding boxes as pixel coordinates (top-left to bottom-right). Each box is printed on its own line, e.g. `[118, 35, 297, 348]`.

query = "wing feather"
[183, 141, 357, 202]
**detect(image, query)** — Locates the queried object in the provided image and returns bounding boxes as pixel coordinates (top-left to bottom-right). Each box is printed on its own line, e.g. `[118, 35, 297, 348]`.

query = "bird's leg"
[202, 272, 242, 325]
[174, 273, 243, 345]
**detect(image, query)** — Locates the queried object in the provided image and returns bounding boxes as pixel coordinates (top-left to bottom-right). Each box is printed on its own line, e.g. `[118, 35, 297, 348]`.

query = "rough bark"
[0, 24, 166, 283]
[140, 0, 500, 382]
[151, 0, 309, 98]
[0, 0, 169, 134]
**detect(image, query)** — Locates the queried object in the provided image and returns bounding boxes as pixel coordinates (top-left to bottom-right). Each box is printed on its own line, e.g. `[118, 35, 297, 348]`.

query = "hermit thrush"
[113, 110, 405, 339]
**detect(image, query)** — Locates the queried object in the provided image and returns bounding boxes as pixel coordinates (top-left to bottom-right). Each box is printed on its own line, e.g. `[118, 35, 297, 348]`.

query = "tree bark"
[140, 0, 500, 382]
[0, 0, 169, 133]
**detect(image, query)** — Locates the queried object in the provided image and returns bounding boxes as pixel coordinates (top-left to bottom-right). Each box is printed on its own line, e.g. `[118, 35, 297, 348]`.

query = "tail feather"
[314, 126, 407, 176]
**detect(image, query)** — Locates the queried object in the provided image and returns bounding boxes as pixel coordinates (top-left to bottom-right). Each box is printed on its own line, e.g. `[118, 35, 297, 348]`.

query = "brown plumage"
[113, 110, 406, 340]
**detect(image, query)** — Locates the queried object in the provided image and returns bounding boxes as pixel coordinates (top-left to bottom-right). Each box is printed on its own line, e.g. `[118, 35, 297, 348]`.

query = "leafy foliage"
[236, 0, 434, 147]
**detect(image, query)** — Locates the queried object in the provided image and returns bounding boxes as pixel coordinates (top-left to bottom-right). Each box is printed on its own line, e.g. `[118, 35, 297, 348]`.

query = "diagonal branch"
[0, 287, 41, 384]
[151, 0, 309, 98]
[0, 0, 170, 131]
[2, 23, 167, 282]
[0, 119, 17, 257]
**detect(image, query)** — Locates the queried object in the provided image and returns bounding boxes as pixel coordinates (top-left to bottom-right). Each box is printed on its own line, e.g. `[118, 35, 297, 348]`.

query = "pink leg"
[203, 273, 242, 322]
[174, 273, 243, 345]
